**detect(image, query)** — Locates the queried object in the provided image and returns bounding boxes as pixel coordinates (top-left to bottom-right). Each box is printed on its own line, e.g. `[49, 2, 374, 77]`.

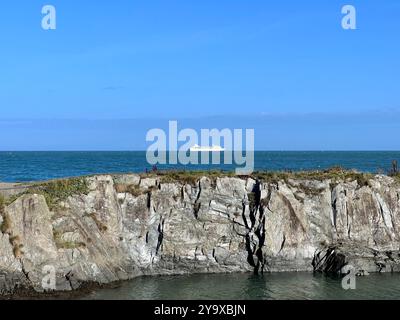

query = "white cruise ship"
[189, 144, 225, 152]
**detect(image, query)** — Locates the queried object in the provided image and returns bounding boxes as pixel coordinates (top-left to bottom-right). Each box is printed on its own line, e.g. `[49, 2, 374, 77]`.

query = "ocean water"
[2, 152, 400, 300]
[0, 151, 399, 182]
[82, 273, 400, 300]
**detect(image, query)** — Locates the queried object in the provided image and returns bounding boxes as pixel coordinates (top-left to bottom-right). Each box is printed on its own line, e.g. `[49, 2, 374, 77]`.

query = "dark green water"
[81, 273, 400, 300]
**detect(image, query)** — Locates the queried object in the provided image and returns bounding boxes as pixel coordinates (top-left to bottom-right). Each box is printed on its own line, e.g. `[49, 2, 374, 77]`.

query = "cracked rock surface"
[1, 174, 400, 294]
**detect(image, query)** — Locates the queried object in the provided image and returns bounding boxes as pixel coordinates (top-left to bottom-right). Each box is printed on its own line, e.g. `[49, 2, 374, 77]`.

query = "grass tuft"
[254, 167, 373, 186]
[27, 178, 90, 210]
[0, 196, 12, 234]
[142, 170, 236, 185]
[389, 172, 400, 183]
[138, 167, 373, 186]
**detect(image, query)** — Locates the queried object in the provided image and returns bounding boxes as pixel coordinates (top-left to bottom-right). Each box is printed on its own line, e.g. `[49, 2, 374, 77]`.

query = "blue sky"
[1, 0, 400, 150]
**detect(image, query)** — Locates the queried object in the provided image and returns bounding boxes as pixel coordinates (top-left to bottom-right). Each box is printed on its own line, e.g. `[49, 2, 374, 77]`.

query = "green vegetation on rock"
[0, 195, 10, 234]
[0, 168, 390, 215]
[389, 172, 400, 183]
[26, 177, 90, 210]
[253, 167, 373, 185]
[139, 167, 374, 186]
[143, 170, 235, 185]
[0, 194, 5, 214]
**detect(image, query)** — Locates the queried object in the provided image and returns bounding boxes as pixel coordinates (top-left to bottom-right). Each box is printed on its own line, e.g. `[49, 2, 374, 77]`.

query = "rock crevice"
[1, 173, 400, 294]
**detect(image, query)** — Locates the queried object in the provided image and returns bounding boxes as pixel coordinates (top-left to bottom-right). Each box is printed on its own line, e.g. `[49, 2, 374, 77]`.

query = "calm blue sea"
[0, 151, 399, 182]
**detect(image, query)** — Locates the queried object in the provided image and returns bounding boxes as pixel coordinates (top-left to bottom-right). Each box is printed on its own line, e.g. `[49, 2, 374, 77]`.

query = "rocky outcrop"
[1, 173, 400, 294]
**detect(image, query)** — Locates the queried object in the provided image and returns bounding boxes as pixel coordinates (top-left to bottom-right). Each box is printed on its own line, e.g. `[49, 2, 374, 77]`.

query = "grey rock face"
[1, 174, 400, 294]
